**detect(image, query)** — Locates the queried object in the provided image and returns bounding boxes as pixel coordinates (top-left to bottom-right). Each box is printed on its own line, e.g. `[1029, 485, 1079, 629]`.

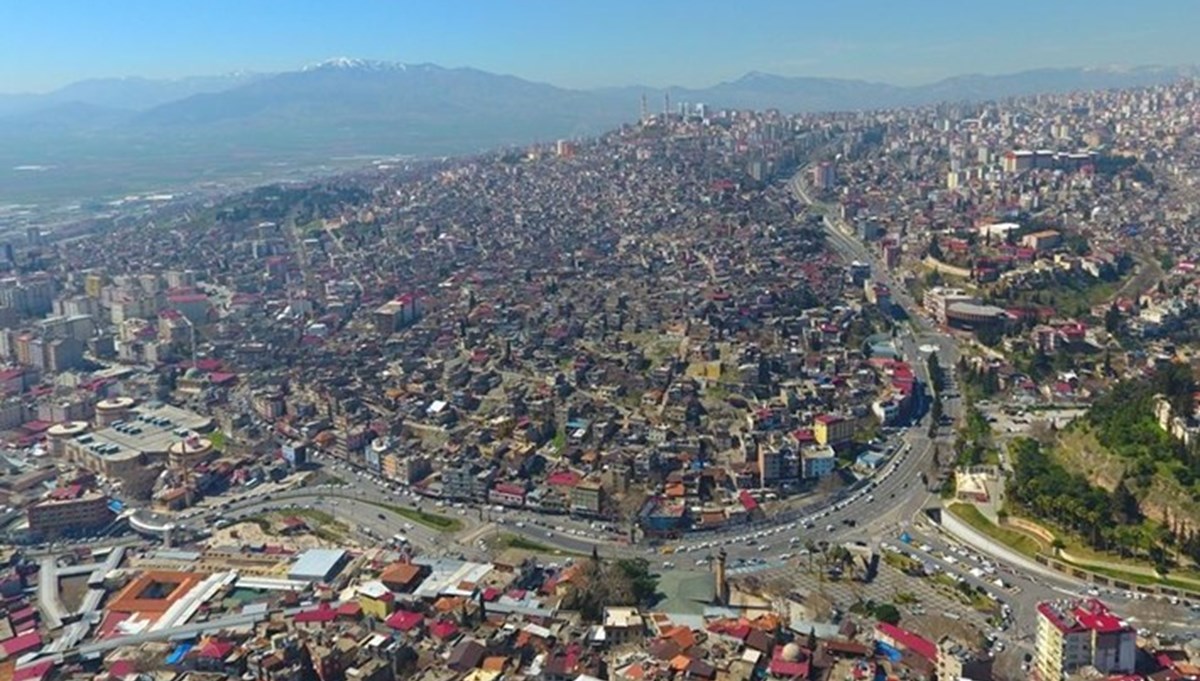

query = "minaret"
[640, 93, 648, 124]
[714, 548, 728, 605]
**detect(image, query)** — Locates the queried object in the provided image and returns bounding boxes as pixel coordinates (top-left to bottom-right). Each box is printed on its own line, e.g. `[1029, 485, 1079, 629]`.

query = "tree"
[615, 558, 660, 605]
[926, 353, 944, 393]
[873, 603, 902, 625]
[928, 237, 943, 261]
[1111, 476, 1141, 525]
[1105, 303, 1122, 335]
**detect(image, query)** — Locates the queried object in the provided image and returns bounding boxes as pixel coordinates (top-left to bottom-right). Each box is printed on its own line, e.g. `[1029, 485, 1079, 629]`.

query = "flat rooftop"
[83, 404, 213, 456]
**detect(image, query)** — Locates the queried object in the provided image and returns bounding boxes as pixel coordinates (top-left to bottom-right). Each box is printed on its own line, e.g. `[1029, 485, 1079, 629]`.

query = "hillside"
[1006, 363, 1200, 572]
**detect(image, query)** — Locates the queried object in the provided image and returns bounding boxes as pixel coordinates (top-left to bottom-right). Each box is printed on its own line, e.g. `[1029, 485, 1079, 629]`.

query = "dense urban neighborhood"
[5, 77, 1200, 681]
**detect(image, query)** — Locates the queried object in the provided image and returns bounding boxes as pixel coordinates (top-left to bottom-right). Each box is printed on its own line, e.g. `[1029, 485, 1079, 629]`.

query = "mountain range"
[0, 60, 1194, 204]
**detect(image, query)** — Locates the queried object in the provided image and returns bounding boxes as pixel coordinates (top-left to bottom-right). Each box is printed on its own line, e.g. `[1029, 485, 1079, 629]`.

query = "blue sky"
[3, 0, 1199, 93]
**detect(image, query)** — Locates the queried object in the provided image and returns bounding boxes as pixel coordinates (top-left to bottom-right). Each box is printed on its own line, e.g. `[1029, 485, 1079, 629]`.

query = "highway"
[784, 167, 1200, 639]
[27, 166, 1198, 671]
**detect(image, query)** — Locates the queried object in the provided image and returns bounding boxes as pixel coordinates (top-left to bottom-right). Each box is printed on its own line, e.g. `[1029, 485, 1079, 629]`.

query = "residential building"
[813, 414, 854, 446]
[1034, 598, 1136, 680]
[802, 445, 836, 479]
[571, 478, 604, 516]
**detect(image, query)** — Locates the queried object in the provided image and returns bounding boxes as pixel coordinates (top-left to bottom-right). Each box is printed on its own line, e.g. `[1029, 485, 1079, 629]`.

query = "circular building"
[46, 421, 89, 457]
[167, 436, 214, 470]
[95, 396, 137, 427]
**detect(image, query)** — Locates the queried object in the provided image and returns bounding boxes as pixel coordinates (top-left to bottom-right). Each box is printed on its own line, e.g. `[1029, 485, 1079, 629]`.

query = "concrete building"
[1034, 598, 1135, 681]
[570, 479, 604, 516]
[923, 287, 978, 325]
[757, 446, 784, 487]
[802, 445, 836, 479]
[944, 302, 1009, 332]
[1021, 229, 1062, 252]
[813, 414, 854, 446]
[289, 548, 351, 583]
[95, 396, 136, 427]
[936, 636, 993, 681]
[812, 162, 836, 191]
[27, 489, 113, 538]
[61, 402, 213, 497]
[373, 294, 422, 334]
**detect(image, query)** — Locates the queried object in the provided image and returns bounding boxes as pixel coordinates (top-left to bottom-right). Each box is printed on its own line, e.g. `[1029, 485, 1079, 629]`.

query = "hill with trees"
[1006, 362, 1200, 573]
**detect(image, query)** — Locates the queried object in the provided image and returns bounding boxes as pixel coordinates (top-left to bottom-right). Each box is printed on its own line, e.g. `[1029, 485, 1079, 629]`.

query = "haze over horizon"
[5, 0, 1200, 93]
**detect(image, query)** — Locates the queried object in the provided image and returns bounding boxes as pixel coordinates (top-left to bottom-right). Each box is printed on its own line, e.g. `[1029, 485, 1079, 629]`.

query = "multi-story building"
[488, 482, 527, 508]
[936, 636, 993, 681]
[801, 445, 836, 479]
[442, 460, 478, 501]
[1021, 229, 1062, 252]
[1034, 599, 1135, 681]
[39, 314, 96, 342]
[812, 161, 836, 191]
[570, 479, 604, 516]
[813, 414, 855, 447]
[165, 292, 212, 325]
[27, 488, 113, 538]
[757, 446, 783, 487]
[373, 294, 422, 334]
[922, 287, 977, 325]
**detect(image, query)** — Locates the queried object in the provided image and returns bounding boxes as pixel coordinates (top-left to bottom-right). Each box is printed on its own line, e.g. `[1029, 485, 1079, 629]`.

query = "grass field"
[366, 501, 463, 532]
[947, 503, 1046, 558]
[493, 533, 588, 557]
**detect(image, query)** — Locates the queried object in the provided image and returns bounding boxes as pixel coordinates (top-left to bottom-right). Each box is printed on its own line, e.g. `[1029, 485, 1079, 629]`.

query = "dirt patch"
[58, 574, 90, 613]
[205, 518, 349, 551]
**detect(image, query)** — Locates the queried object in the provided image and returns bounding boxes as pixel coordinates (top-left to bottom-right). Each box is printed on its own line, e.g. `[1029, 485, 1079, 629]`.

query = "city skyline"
[4, 0, 1200, 93]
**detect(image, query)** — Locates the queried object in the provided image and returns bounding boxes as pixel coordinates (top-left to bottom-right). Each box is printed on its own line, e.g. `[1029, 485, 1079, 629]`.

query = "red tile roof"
[293, 604, 339, 623]
[0, 631, 42, 657]
[385, 610, 424, 632]
[429, 619, 460, 639]
[547, 470, 580, 486]
[13, 660, 54, 681]
[738, 490, 759, 512]
[875, 622, 936, 662]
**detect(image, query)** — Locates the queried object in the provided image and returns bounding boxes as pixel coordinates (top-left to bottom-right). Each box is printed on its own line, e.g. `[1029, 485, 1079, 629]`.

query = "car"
[377, 513, 386, 520]
[826, 524, 835, 532]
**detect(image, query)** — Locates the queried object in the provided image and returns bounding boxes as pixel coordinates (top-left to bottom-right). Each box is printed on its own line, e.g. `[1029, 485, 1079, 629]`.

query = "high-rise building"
[812, 162, 836, 191]
[1034, 599, 1135, 680]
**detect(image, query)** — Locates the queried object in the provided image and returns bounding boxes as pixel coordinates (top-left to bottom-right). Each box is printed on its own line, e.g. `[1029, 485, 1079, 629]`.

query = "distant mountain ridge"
[1, 60, 1195, 205]
[4, 61, 1194, 129]
[0, 72, 264, 117]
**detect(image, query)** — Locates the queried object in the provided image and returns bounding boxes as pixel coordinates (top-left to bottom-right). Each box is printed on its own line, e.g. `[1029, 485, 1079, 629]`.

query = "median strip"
[364, 501, 463, 532]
